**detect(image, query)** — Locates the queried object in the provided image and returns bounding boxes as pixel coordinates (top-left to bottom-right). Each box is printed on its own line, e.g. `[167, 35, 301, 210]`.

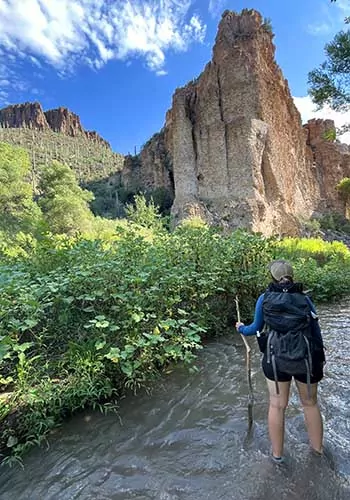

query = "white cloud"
[0, 0, 207, 76]
[336, 0, 350, 17]
[0, 50, 35, 105]
[294, 95, 350, 144]
[208, 0, 228, 18]
[0, 89, 9, 105]
[307, 0, 350, 36]
[307, 22, 333, 36]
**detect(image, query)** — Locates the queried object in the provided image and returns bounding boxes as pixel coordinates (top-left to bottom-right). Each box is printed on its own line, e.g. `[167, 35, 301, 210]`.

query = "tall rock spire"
[165, 9, 319, 234]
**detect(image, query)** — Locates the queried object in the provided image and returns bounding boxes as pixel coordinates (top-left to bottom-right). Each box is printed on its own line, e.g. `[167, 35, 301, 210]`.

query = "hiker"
[235, 260, 325, 464]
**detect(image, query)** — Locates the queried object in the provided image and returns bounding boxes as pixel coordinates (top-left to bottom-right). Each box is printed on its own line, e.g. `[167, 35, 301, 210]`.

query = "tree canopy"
[308, 1, 350, 111]
[0, 142, 41, 234]
[38, 161, 94, 235]
[0, 142, 97, 241]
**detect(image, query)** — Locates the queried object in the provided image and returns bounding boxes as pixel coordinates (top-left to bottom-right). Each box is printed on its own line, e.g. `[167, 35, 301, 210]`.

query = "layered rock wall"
[304, 119, 350, 213]
[121, 130, 173, 194]
[44, 107, 84, 136]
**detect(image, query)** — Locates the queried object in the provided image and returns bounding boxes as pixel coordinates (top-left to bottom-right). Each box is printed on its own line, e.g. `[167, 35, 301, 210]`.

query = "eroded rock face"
[304, 119, 350, 213]
[122, 131, 172, 190]
[85, 130, 111, 149]
[166, 9, 320, 235]
[0, 102, 110, 148]
[44, 107, 84, 136]
[139, 9, 349, 234]
[0, 102, 49, 131]
[121, 130, 175, 208]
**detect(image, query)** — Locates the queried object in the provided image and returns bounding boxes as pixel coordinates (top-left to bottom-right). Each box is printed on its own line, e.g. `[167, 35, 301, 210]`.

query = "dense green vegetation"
[337, 177, 350, 218]
[1, 143, 350, 466]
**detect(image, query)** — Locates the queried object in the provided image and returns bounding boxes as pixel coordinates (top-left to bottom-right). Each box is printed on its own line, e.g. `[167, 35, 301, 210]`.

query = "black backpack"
[261, 282, 314, 395]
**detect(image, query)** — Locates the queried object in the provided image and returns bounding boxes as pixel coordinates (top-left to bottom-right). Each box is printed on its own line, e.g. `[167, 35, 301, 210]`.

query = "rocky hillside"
[0, 102, 125, 217]
[134, 9, 350, 235]
[0, 102, 124, 185]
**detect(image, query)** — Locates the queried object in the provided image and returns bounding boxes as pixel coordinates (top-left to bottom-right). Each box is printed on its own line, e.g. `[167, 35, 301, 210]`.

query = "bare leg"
[295, 381, 323, 453]
[266, 379, 291, 458]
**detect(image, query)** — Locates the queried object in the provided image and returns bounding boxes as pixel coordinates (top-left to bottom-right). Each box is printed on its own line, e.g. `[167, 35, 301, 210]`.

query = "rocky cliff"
[0, 102, 110, 148]
[121, 130, 174, 201]
[44, 107, 84, 136]
[0, 102, 49, 131]
[167, 9, 317, 234]
[136, 9, 349, 234]
[304, 119, 350, 213]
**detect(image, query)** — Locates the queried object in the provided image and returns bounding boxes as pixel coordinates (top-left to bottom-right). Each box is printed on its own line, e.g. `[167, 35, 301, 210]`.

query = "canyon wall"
[167, 9, 316, 234]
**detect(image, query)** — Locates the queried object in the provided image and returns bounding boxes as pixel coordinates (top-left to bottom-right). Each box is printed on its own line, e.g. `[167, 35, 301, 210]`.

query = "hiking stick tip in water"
[235, 295, 254, 431]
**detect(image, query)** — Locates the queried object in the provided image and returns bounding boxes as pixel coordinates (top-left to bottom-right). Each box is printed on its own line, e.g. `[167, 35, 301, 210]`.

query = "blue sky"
[0, 0, 350, 154]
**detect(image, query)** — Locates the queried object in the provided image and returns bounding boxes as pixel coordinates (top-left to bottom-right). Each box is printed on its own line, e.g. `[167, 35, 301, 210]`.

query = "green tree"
[125, 194, 164, 231]
[0, 142, 41, 234]
[38, 161, 94, 235]
[308, 1, 350, 111]
[337, 177, 350, 218]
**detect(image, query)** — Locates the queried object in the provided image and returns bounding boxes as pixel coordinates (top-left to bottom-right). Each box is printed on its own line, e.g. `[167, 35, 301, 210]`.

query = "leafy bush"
[38, 161, 95, 235]
[337, 177, 350, 198]
[125, 194, 165, 231]
[273, 236, 350, 300]
[275, 237, 349, 264]
[319, 212, 350, 234]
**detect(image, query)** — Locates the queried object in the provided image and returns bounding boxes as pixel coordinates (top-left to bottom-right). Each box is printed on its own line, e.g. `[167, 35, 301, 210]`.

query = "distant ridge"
[0, 102, 110, 148]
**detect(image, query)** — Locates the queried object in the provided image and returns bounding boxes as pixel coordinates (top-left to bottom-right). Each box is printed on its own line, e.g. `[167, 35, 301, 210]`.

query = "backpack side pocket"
[257, 330, 268, 353]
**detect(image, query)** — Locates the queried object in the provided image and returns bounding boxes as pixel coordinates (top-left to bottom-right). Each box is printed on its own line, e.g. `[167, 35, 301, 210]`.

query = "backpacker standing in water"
[235, 260, 326, 464]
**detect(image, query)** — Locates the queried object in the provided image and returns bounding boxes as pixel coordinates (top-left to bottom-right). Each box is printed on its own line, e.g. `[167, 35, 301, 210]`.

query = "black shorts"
[261, 354, 324, 384]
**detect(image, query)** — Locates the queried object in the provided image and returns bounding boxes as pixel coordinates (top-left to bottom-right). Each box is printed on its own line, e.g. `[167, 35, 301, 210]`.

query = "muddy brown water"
[0, 300, 349, 500]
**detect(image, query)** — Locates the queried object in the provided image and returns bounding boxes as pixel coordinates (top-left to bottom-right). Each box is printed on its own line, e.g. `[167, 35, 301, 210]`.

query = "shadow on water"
[0, 300, 349, 500]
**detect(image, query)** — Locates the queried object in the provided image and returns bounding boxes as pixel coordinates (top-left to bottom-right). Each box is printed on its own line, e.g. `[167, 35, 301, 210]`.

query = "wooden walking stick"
[235, 295, 254, 431]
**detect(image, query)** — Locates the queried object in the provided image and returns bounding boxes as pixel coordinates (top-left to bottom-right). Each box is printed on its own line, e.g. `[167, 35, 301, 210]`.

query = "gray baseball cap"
[269, 260, 294, 281]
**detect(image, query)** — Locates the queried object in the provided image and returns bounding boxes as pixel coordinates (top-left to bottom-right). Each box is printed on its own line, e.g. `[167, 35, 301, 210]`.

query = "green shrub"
[275, 236, 349, 264]
[0, 142, 42, 235]
[319, 212, 350, 234]
[125, 194, 165, 231]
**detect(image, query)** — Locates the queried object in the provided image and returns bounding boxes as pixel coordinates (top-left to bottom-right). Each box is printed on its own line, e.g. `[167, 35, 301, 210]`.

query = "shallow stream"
[1, 300, 349, 500]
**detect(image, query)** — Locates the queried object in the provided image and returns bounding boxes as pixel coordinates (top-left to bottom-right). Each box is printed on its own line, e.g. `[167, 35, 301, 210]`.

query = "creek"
[0, 300, 349, 500]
